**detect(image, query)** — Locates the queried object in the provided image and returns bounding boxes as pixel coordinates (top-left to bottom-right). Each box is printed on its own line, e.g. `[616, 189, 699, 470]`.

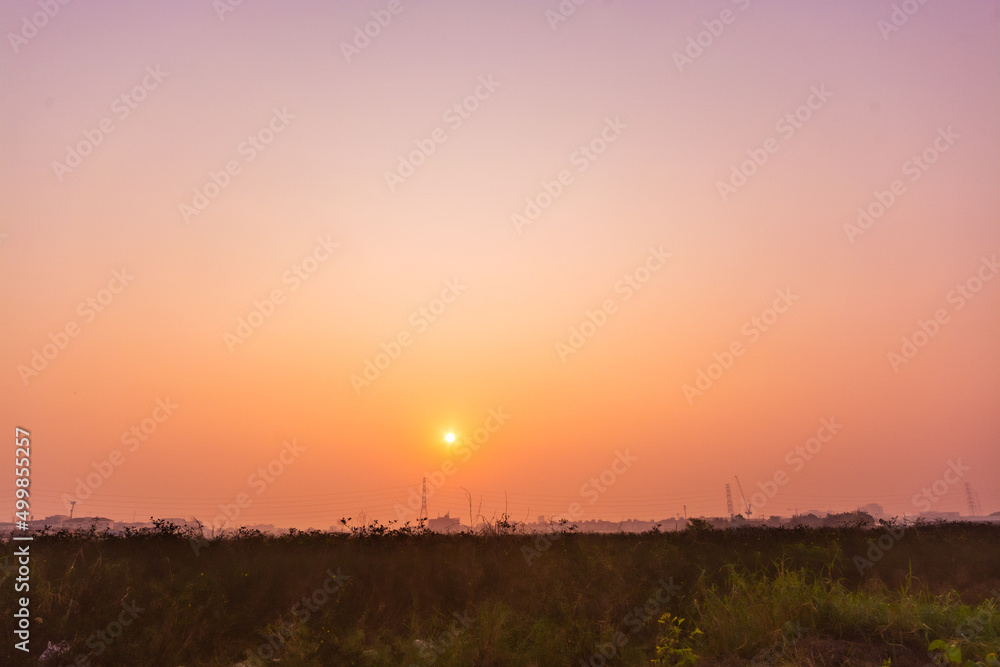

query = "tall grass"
[693, 564, 1000, 663]
[3, 521, 998, 665]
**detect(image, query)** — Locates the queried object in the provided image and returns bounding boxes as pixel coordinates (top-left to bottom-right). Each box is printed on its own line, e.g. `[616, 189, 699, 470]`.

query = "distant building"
[57, 516, 114, 532]
[428, 512, 462, 533]
[246, 524, 278, 535]
[859, 503, 884, 519]
[824, 511, 874, 528]
[918, 511, 961, 520]
[788, 513, 824, 528]
[117, 521, 155, 532]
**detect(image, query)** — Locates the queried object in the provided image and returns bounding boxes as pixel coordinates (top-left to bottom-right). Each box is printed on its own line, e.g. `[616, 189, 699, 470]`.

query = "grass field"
[4, 521, 999, 666]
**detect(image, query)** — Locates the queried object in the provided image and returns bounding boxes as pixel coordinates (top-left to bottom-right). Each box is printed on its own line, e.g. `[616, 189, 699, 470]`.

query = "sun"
[445, 432, 455, 444]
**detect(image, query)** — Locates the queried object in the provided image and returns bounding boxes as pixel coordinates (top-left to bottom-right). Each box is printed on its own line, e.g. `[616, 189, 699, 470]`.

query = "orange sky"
[2, 0, 998, 529]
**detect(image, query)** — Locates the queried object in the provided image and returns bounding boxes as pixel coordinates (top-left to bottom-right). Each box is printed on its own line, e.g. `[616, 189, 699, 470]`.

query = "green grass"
[3, 521, 999, 665]
[693, 565, 999, 664]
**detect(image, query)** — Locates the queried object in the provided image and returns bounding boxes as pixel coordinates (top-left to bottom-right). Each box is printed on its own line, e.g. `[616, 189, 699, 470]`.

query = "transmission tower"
[419, 476, 428, 523]
[964, 482, 979, 516]
[725, 484, 735, 519]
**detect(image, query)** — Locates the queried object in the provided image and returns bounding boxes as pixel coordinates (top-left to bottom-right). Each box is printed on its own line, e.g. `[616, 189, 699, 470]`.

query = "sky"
[2, 0, 998, 531]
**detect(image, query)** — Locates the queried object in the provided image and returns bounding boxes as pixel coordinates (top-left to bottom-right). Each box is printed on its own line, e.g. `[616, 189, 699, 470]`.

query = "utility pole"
[69, 500, 76, 520]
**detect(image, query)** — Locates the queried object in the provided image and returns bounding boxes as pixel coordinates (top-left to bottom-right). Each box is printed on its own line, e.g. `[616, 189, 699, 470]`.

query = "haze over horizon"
[2, 0, 998, 531]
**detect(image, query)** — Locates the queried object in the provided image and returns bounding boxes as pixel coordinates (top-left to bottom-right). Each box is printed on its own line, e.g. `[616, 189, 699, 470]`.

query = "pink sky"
[2, 0, 998, 529]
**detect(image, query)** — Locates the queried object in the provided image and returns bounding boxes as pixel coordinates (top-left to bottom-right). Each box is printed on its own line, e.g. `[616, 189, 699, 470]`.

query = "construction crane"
[725, 484, 735, 519]
[734, 476, 752, 518]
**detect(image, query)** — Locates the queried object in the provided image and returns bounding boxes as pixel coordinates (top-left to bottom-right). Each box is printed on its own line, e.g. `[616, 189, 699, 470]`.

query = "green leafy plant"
[652, 612, 702, 666]
[929, 639, 963, 665]
[928, 640, 1000, 666]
